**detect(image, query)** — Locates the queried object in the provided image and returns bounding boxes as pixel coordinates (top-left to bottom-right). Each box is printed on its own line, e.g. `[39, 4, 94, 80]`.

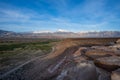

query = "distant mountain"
[32, 30, 52, 33]
[0, 30, 13, 34]
[77, 31, 120, 37]
[0, 30, 24, 38]
[0, 30, 120, 38]
[0, 30, 15, 37]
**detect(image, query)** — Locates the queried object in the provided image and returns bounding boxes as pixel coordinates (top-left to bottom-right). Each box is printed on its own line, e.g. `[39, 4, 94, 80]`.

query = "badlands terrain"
[0, 38, 120, 80]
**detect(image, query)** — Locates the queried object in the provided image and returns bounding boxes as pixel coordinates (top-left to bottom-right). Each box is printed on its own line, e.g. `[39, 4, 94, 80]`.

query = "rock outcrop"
[94, 56, 120, 71]
[116, 39, 120, 44]
[85, 49, 115, 60]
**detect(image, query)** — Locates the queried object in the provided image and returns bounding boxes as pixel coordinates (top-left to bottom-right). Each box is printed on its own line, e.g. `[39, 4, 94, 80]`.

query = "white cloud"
[0, 0, 120, 32]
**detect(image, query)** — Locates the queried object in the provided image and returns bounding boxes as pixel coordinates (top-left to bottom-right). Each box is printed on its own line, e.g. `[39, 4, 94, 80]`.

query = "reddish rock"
[110, 39, 120, 50]
[94, 56, 120, 71]
[111, 68, 120, 80]
[73, 47, 87, 57]
[116, 39, 120, 44]
[111, 44, 120, 50]
[74, 56, 88, 63]
[91, 46, 111, 51]
[85, 49, 115, 59]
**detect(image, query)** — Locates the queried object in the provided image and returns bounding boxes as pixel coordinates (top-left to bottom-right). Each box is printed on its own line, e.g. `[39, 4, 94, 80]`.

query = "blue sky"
[0, 0, 120, 32]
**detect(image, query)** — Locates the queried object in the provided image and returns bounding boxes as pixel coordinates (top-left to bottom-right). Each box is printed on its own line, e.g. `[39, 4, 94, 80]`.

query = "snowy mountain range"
[0, 30, 120, 38]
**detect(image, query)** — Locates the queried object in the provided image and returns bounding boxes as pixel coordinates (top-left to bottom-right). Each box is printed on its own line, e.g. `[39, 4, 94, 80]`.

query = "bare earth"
[0, 38, 120, 80]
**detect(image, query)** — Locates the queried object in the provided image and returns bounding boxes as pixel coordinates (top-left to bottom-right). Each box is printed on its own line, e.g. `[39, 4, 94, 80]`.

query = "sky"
[0, 0, 120, 32]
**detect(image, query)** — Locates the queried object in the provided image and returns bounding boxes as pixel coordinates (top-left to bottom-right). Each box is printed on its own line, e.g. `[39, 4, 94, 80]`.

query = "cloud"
[0, 9, 28, 18]
[0, 8, 31, 23]
[0, 0, 120, 32]
[0, 7, 107, 32]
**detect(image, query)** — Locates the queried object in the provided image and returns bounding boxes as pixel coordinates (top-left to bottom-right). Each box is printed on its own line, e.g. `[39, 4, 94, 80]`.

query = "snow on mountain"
[32, 30, 52, 33]
[57, 29, 69, 32]
[0, 29, 120, 38]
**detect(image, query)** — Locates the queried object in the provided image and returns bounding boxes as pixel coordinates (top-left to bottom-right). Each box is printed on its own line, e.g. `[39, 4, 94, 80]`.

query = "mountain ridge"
[0, 30, 120, 38]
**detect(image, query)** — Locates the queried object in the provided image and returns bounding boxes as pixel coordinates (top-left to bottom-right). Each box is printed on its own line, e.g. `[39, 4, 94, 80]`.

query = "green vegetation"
[0, 39, 59, 74]
[0, 40, 56, 62]
[0, 41, 52, 51]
